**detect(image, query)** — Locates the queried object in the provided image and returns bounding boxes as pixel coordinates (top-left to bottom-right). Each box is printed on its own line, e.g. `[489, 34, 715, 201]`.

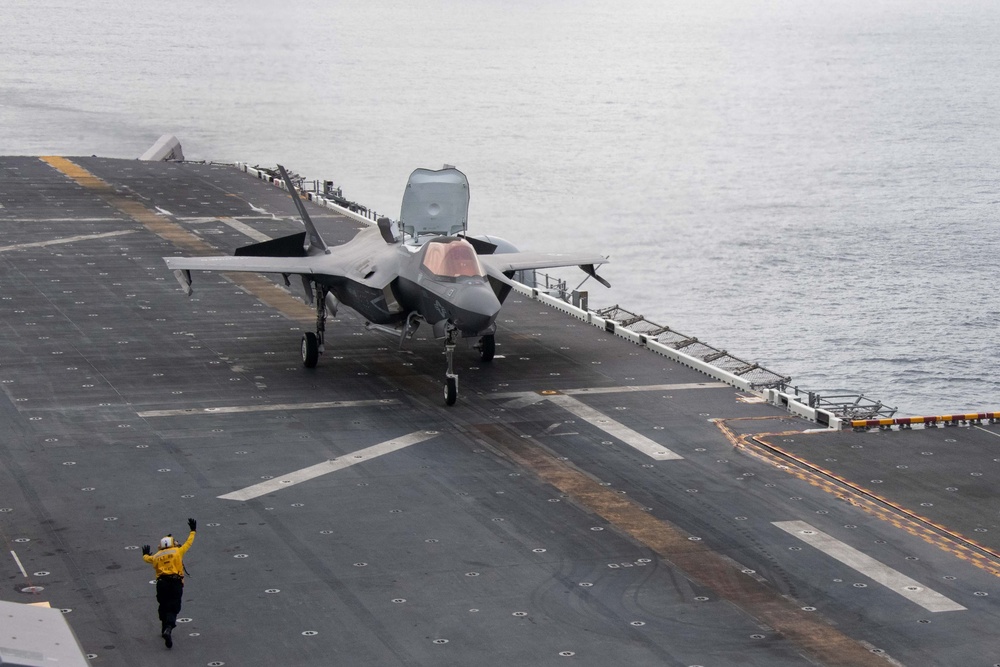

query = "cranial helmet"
[159, 536, 175, 549]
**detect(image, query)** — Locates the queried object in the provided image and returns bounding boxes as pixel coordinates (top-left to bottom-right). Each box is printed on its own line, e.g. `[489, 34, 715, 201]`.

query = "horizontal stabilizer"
[580, 264, 611, 288]
[235, 232, 307, 258]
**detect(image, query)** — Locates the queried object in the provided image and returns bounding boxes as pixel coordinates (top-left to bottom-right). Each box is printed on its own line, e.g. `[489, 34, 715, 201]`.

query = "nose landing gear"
[301, 285, 329, 368]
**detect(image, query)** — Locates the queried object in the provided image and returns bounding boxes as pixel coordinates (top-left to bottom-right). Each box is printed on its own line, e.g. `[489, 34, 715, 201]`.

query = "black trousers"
[155, 576, 184, 631]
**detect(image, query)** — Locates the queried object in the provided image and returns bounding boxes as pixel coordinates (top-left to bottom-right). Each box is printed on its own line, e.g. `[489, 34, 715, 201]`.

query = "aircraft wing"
[479, 251, 609, 274]
[163, 255, 334, 296]
[164, 255, 329, 275]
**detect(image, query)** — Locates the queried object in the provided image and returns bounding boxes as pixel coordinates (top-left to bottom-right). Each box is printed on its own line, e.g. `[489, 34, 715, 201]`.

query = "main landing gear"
[301, 286, 329, 369]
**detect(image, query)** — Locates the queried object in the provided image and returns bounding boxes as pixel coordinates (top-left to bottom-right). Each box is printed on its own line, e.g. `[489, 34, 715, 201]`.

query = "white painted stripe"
[560, 382, 728, 396]
[219, 217, 272, 242]
[0, 229, 136, 253]
[138, 399, 399, 418]
[501, 395, 547, 409]
[0, 217, 123, 222]
[10, 550, 27, 577]
[218, 431, 438, 501]
[492, 383, 728, 402]
[545, 393, 683, 461]
[974, 426, 1000, 439]
[773, 521, 966, 613]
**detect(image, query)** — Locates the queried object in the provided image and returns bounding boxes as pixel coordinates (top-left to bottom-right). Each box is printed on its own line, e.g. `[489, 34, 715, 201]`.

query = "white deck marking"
[545, 393, 683, 461]
[974, 426, 1000, 438]
[218, 431, 438, 501]
[773, 521, 966, 613]
[560, 382, 728, 395]
[138, 399, 399, 418]
[219, 216, 272, 242]
[0, 217, 123, 222]
[494, 382, 729, 402]
[0, 229, 136, 253]
[10, 551, 27, 577]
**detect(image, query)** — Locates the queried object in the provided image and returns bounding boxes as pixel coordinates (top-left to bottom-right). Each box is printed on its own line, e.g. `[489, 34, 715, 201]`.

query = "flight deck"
[1, 156, 998, 666]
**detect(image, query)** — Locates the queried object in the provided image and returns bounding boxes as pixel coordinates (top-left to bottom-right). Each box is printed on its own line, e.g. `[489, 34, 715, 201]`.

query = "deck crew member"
[142, 518, 196, 648]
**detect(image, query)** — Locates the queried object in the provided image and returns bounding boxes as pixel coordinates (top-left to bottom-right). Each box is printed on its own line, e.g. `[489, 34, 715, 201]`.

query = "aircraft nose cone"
[451, 285, 501, 333]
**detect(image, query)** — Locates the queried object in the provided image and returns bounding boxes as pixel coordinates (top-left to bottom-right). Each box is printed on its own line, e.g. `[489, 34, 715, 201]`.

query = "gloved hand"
[142, 545, 151, 556]
[188, 518, 197, 531]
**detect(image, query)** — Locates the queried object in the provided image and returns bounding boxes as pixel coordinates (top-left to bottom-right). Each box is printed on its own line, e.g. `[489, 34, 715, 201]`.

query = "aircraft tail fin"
[277, 165, 330, 254]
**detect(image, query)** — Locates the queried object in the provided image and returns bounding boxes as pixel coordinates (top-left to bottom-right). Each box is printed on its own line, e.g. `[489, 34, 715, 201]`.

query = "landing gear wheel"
[444, 375, 458, 406]
[301, 332, 319, 368]
[478, 334, 495, 362]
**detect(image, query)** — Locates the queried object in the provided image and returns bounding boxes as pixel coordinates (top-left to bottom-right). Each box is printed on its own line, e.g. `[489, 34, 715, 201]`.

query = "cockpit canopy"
[421, 239, 485, 279]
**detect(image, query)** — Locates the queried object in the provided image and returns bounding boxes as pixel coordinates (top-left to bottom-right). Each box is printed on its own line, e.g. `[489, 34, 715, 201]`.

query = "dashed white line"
[0, 230, 137, 253]
[773, 521, 966, 613]
[559, 382, 728, 395]
[218, 431, 438, 501]
[138, 399, 399, 418]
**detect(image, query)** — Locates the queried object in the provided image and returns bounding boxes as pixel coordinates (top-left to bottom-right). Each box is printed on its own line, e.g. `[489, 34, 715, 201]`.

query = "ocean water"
[2, 0, 998, 415]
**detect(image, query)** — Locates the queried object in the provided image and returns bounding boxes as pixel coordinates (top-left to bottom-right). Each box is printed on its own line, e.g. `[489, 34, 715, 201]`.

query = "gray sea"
[2, 0, 998, 415]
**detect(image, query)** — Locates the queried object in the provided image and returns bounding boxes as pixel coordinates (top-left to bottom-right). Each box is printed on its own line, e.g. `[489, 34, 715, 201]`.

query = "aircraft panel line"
[218, 431, 439, 501]
[773, 520, 966, 612]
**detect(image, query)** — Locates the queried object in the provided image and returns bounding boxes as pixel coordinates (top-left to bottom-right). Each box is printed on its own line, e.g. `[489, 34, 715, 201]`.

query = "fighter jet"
[164, 165, 609, 405]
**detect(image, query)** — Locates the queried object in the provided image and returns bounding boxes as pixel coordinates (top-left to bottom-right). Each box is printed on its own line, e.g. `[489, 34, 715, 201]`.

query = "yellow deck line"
[475, 421, 893, 667]
[39, 157, 314, 322]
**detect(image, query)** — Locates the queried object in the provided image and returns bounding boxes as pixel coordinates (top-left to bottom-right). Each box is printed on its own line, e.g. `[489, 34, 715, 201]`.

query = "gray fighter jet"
[164, 165, 609, 405]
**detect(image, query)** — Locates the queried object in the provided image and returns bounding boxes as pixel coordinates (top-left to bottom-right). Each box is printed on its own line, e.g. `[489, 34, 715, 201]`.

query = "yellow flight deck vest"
[144, 530, 195, 578]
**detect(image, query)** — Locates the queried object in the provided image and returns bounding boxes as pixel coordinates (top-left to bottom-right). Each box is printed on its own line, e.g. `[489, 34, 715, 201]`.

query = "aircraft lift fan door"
[400, 167, 470, 239]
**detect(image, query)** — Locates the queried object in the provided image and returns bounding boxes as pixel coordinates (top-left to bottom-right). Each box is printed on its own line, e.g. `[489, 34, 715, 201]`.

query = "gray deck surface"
[1, 156, 999, 666]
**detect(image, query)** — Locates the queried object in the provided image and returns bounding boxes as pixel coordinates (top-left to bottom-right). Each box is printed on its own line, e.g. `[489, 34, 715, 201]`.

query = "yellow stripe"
[477, 421, 891, 666]
[38, 157, 314, 322]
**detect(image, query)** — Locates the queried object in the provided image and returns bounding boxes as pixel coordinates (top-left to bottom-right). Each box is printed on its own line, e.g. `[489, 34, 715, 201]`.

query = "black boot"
[162, 626, 173, 649]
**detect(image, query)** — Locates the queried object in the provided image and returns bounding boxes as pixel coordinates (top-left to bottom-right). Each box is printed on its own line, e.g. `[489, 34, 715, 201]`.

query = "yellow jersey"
[143, 530, 195, 578]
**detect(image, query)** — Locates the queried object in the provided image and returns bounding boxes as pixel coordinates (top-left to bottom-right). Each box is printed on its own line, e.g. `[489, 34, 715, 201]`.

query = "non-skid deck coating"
[1, 156, 998, 666]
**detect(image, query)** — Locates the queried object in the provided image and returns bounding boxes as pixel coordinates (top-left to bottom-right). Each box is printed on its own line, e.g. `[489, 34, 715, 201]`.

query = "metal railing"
[524, 272, 897, 420]
[589, 303, 790, 390]
[778, 385, 897, 420]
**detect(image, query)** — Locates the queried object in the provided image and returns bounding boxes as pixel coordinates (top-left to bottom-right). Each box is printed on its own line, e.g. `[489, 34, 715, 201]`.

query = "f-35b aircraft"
[164, 165, 609, 405]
